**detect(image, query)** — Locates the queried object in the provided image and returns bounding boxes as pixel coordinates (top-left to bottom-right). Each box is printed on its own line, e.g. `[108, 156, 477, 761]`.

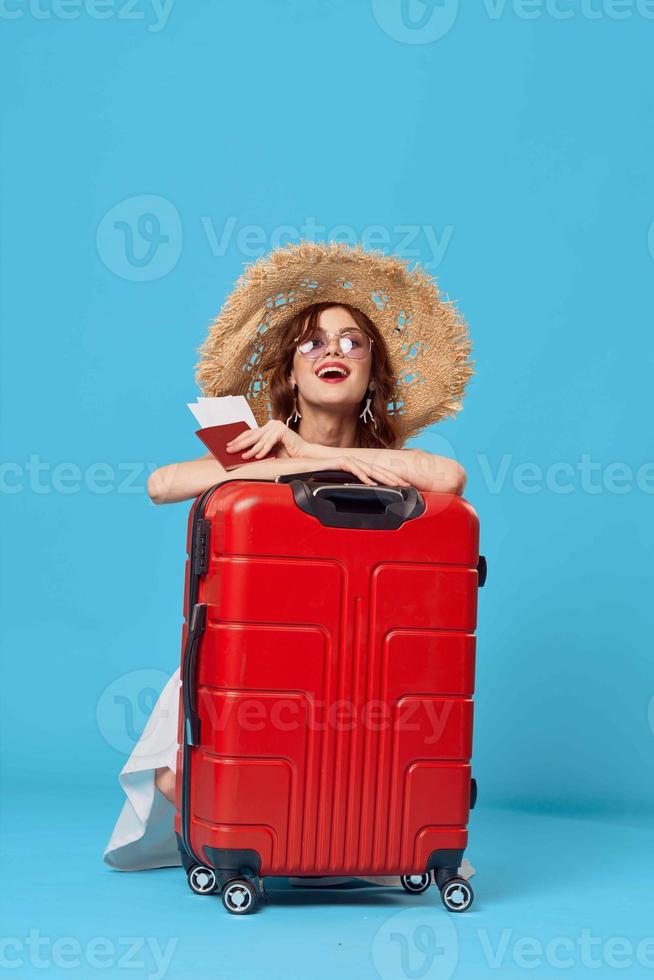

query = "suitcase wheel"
[187, 865, 219, 896]
[400, 873, 432, 894]
[220, 877, 259, 915]
[439, 877, 474, 913]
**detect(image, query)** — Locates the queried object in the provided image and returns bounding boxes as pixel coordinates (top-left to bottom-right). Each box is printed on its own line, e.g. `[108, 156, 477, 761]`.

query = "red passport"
[196, 421, 277, 470]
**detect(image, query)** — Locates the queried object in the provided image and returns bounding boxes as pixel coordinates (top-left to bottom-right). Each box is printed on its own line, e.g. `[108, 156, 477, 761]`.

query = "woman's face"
[288, 305, 372, 416]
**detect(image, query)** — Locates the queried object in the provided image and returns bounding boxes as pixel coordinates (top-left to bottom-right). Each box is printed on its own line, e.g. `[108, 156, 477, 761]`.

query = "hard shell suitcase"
[174, 470, 485, 914]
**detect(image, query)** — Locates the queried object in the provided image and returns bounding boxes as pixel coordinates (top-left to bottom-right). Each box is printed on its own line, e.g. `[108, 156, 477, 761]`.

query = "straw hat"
[195, 241, 474, 441]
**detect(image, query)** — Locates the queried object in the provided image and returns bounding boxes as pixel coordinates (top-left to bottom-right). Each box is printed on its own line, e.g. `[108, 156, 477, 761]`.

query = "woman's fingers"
[350, 460, 389, 486]
[334, 455, 410, 488]
[365, 462, 410, 486]
[237, 432, 272, 458]
[340, 457, 374, 484]
[241, 440, 269, 459]
[366, 458, 410, 483]
[352, 465, 376, 486]
[253, 436, 276, 458]
[369, 469, 397, 487]
[232, 421, 288, 459]
[227, 421, 278, 452]
[341, 454, 406, 485]
[226, 430, 256, 451]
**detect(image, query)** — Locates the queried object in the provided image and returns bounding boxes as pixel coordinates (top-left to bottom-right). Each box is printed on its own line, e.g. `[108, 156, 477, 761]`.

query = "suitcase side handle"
[182, 602, 207, 747]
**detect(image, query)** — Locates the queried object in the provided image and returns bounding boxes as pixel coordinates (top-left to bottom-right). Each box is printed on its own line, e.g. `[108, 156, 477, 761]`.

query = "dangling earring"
[286, 383, 302, 427]
[359, 383, 377, 428]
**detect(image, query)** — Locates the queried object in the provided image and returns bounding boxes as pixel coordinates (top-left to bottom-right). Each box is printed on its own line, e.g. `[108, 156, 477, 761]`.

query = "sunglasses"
[293, 328, 373, 361]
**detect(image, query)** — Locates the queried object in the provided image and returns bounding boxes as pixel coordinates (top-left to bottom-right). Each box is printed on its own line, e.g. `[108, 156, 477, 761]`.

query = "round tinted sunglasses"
[293, 328, 373, 361]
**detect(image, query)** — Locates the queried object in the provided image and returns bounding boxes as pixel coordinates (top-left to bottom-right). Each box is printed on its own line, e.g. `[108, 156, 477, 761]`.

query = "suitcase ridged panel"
[360, 563, 477, 870]
[198, 553, 344, 874]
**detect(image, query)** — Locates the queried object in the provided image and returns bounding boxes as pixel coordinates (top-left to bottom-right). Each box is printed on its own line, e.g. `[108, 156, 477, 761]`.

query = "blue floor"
[2, 798, 653, 979]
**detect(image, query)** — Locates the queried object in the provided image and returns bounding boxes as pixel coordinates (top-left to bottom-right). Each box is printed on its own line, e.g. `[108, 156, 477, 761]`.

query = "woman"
[104, 241, 475, 886]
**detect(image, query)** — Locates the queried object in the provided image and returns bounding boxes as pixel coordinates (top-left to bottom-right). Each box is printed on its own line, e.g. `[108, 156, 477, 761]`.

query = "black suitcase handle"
[277, 469, 425, 530]
[182, 602, 206, 747]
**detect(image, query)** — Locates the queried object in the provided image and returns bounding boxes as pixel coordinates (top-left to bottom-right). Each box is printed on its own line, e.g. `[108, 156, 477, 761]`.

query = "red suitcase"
[174, 469, 485, 914]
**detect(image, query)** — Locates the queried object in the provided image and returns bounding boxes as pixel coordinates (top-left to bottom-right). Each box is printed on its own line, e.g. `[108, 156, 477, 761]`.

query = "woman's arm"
[148, 443, 466, 504]
[224, 421, 466, 495]
[148, 454, 330, 505]
[307, 444, 466, 495]
[147, 452, 409, 505]
[148, 454, 228, 505]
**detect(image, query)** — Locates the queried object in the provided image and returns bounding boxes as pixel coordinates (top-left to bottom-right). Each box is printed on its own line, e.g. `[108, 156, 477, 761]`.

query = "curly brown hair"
[258, 302, 404, 450]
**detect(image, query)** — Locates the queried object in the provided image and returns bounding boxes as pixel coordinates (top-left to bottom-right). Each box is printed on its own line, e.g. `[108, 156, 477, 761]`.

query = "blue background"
[2, 1, 653, 977]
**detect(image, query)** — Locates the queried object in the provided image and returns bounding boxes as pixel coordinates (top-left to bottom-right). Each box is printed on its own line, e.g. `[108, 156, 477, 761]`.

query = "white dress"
[103, 670, 474, 884]
[104, 669, 183, 871]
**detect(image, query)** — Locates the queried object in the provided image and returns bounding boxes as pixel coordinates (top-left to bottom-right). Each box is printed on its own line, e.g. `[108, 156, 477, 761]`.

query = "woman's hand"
[226, 420, 310, 461]
[331, 454, 411, 488]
